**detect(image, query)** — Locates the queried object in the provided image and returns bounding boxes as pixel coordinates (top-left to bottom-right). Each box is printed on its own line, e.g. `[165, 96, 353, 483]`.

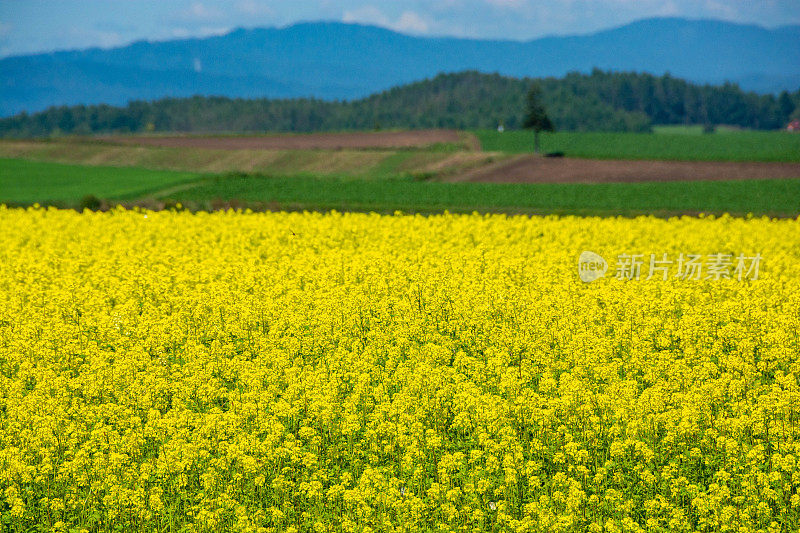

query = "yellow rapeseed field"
[0, 207, 798, 532]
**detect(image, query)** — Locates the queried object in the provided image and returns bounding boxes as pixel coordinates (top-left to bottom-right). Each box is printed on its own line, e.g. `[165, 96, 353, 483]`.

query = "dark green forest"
[1, 70, 798, 137]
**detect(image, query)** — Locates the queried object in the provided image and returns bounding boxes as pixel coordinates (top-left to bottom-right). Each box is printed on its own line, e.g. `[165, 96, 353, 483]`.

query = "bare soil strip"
[101, 130, 463, 150]
[453, 155, 800, 183]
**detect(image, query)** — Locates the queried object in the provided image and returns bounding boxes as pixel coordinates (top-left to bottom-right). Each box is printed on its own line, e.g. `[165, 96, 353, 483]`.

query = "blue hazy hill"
[1, 17, 798, 117]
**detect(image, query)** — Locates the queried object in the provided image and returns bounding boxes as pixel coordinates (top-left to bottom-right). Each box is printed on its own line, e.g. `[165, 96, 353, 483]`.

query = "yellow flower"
[0, 207, 797, 531]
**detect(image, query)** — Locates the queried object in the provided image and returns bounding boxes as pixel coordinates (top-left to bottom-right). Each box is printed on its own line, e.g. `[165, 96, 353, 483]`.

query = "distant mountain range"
[2, 17, 799, 117]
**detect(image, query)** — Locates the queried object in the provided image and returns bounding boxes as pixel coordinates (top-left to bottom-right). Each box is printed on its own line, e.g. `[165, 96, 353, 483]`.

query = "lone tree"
[522, 83, 554, 154]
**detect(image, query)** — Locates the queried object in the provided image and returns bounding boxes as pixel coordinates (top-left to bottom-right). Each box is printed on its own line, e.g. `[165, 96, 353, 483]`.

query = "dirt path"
[453, 155, 800, 183]
[101, 130, 463, 150]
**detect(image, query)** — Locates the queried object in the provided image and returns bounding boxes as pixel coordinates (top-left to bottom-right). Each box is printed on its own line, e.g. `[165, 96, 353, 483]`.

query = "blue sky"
[2, 0, 799, 58]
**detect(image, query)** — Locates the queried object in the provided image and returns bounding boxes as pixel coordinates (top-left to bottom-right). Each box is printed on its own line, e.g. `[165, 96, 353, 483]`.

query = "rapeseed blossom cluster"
[0, 207, 798, 532]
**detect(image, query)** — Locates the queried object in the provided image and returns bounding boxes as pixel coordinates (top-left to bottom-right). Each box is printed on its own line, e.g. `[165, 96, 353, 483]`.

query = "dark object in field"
[522, 83, 555, 154]
[545, 151, 565, 158]
[79, 194, 102, 211]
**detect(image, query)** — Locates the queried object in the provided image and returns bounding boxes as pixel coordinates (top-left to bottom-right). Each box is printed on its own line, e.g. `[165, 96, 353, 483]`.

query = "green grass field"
[3, 158, 799, 216]
[475, 130, 800, 162]
[0, 158, 201, 204]
[159, 174, 800, 216]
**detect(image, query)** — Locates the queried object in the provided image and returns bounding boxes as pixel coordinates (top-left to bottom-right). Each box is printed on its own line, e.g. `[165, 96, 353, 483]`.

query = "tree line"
[1, 70, 798, 138]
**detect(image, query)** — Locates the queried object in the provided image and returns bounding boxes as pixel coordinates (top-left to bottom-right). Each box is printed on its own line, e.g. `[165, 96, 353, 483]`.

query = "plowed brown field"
[454, 155, 800, 183]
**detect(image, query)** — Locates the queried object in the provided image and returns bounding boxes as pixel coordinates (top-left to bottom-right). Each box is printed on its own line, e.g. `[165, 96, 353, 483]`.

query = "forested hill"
[2, 70, 798, 137]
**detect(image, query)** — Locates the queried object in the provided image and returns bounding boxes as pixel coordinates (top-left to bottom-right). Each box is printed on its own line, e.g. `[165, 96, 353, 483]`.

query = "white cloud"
[67, 27, 126, 49]
[703, 0, 738, 19]
[654, 1, 680, 16]
[342, 6, 391, 27]
[176, 2, 223, 22]
[199, 26, 232, 36]
[170, 26, 230, 39]
[170, 27, 191, 38]
[342, 6, 431, 34]
[394, 11, 430, 33]
[236, 0, 274, 16]
[93, 31, 125, 48]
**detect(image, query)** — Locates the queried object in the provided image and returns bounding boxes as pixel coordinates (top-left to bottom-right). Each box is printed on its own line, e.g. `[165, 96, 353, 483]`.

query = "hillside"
[1, 71, 798, 138]
[1, 18, 799, 117]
